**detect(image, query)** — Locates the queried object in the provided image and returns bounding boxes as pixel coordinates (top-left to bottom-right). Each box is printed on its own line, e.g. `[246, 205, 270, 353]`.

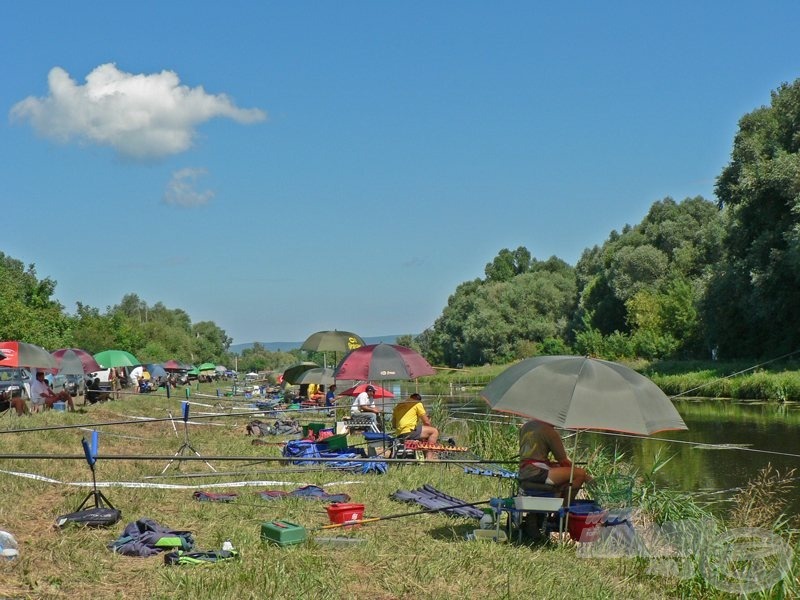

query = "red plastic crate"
[326, 503, 365, 527]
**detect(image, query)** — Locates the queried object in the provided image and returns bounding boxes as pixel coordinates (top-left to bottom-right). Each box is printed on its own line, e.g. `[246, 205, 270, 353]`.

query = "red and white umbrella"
[333, 344, 435, 382]
[0, 341, 57, 369]
[51, 348, 102, 375]
[338, 383, 395, 398]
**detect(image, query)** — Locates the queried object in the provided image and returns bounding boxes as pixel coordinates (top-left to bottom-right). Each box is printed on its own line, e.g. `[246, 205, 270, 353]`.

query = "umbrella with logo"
[333, 343, 435, 382]
[334, 344, 435, 439]
[94, 349, 141, 368]
[301, 330, 366, 368]
[51, 348, 102, 375]
[0, 341, 57, 369]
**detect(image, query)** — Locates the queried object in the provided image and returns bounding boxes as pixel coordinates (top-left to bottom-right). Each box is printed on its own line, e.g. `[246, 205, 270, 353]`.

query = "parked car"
[53, 373, 86, 397]
[0, 367, 30, 400]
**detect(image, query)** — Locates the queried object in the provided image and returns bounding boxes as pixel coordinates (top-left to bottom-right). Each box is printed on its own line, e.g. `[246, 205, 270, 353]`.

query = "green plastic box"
[261, 520, 307, 546]
[302, 422, 327, 438]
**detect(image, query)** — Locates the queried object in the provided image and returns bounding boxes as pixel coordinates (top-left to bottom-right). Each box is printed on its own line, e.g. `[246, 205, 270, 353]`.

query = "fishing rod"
[0, 453, 518, 464]
[315, 498, 492, 530]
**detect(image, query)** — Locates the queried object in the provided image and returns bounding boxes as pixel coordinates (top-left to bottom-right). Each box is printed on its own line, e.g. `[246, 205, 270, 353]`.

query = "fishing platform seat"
[363, 432, 416, 458]
[344, 414, 380, 434]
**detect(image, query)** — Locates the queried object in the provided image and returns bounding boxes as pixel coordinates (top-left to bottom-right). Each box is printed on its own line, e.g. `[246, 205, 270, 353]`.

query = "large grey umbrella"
[481, 355, 686, 435]
[282, 362, 320, 385]
[292, 367, 335, 387]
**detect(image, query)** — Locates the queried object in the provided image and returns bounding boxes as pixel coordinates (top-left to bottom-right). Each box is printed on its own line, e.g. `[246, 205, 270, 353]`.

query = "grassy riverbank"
[426, 358, 800, 402]
[0, 385, 797, 598]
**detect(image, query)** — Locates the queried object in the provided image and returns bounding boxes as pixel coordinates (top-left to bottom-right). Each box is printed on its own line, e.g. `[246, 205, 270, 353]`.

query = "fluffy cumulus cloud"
[10, 63, 266, 159]
[163, 168, 215, 207]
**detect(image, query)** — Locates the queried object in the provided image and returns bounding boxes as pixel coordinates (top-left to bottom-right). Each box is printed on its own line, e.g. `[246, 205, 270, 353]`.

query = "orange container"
[326, 503, 365, 527]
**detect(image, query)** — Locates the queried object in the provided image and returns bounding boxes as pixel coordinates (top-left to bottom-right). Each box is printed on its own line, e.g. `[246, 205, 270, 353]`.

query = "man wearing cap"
[350, 385, 381, 426]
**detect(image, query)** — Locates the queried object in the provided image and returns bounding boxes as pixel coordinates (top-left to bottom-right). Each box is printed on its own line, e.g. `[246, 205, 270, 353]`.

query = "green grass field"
[0, 383, 794, 599]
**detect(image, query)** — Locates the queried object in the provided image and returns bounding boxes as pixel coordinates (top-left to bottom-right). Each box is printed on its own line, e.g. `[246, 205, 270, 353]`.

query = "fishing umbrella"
[0, 341, 57, 369]
[301, 330, 366, 368]
[338, 383, 395, 398]
[145, 364, 168, 380]
[94, 349, 140, 368]
[282, 362, 320, 385]
[481, 355, 687, 531]
[335, 344, 435, 442]
[292, 367, 335, 387]
[480, 355, 687, 435]
[51, 348, 102, 375]
[162, 359, 190, 372]
[333, 344, 436, 382]
[301, 330, 365, 353]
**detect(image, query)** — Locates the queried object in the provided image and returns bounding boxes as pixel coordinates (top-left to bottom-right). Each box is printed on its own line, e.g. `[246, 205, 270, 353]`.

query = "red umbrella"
[51, 348, 102, 375]
[333, 344, 436, 382]
[338, 383, 395, 398]
[0, 341, 57, 369]
[162, 359, 190, 372]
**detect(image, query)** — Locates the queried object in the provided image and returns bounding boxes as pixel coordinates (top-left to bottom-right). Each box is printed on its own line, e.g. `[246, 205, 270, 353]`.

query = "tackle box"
[261, 520, 307, 546]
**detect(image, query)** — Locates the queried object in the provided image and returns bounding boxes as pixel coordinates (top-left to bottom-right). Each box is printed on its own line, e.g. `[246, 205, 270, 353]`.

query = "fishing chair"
[508, 479, 565, 542]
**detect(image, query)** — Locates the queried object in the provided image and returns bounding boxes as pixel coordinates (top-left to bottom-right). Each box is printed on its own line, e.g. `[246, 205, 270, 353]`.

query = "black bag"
[55, 507, 122, 528]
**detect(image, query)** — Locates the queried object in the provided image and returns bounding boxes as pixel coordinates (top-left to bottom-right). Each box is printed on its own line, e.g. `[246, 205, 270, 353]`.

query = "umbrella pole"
[562, 430, 580, 542]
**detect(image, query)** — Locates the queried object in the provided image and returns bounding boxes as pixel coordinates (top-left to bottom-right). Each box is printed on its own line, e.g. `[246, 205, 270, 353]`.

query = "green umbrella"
[480, 355, 687, 435]
[301, 330, 365, 353]
[282, 362, 319, 384]
[198, 362, 216, 372]
[94, 349, 141, 368]
[292, 367, 335, 386]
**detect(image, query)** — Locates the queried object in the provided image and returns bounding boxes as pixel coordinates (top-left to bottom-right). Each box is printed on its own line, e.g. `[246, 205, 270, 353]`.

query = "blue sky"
[2, 2, 798, 345]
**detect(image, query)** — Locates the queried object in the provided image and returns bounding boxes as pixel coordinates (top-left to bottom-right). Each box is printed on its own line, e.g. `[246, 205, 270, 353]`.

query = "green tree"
[711, 79, 800, 357]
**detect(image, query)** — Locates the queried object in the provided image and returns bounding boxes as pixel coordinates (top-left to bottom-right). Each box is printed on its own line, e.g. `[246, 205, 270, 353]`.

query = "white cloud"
[163, 168, 215, 207]
[10, 63, 266, 159]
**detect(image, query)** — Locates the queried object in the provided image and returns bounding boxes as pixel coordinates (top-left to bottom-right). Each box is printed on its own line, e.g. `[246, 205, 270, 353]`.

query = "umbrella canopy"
[338, 383, 395, 398]
[292, 367, 335, 386]
[301, 330, 366, 353]
[145, 364, 168, 379]
[215, 365, 227, 373]
[162, 359, 190, 372]
[334, 343, 436, 381]
[480, 355, 687, 435]
[51, 348, 102, 375]
[94, 349, 140, 368]
[0, 341, 57, 369]
[197, 362, 216, 372]
[282, 362, 320, 384]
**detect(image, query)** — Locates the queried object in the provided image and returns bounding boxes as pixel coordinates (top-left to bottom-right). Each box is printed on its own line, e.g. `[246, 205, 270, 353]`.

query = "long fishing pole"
[0, 453, 518, 464]
[315, 498, 492, 530]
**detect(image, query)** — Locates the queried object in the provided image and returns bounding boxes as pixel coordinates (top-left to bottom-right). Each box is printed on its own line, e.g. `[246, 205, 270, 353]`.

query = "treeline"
[419, 79, 800, 366]
[0, 253, 309, 372]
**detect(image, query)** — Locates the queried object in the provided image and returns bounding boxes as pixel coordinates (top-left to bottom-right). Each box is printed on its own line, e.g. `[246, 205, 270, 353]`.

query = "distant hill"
[230, 335, 403, 354]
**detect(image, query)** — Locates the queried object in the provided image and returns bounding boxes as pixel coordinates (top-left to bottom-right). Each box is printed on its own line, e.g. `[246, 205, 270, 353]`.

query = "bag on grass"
[55, 507, 122, 528]
[108, 518, 194, 557]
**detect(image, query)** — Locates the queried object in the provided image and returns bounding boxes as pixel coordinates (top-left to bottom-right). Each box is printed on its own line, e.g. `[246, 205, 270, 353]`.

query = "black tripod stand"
[77, 436, 115, 510]
[162, 401, 216, 474]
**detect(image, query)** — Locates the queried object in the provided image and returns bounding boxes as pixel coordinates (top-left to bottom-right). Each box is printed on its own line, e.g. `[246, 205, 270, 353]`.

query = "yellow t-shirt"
[392, 401, 426, 436]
